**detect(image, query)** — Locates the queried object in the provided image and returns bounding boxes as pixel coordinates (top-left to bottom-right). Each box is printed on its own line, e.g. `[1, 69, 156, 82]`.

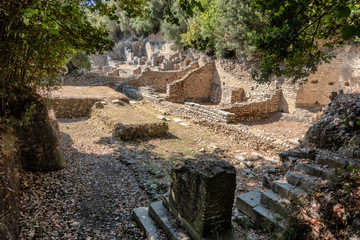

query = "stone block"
[279, 148, 316, 162]
[169, 160, 236, 239]
[294, 162, 330, 179]
[260, 191, 291, 217]
[148, 201, 190, 240]
[132, 207, 162, 240]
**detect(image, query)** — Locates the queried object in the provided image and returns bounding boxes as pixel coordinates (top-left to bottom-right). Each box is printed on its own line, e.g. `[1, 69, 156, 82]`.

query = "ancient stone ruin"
[133, 160, 240, 240]
[235, 93, 360, 239]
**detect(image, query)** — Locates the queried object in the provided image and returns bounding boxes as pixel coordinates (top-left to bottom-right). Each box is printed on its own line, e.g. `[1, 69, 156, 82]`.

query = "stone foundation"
[220, 90, 281, 121]
[113, 122, 169, 141]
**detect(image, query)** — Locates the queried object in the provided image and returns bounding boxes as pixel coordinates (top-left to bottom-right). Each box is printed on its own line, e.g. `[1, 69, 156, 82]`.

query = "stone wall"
[60, 73, 126, 87]
[166, 62, 215, 103]
[213, 59, 301, 113]
[220, 90, 282, 121]
[113, 122, 169, 141]
[210, 84, 245, 105]
[169, 160, 236, 239]
[118, 62, 199, 92]
[185, 102, 236, 123]
[279, 81, 300, 114]
[213, 59, 277, 93]
[296, 45, 360, 108]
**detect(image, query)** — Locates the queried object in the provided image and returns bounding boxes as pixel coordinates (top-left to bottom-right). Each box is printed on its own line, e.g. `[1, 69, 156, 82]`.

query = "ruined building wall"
[220, 90, 282, 121]
[211, 84, 245, 105]
[166, 62, 215, 103]
[213, 59, 300, 113]
[213, 59, 277, 93]
[278, 81, 300, 114]
[296, 45, 360, 108]
[119, 62, 199, 91]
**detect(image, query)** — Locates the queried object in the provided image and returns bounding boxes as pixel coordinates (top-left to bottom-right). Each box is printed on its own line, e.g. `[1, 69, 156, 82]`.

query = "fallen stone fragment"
[173, 118, 182, 123]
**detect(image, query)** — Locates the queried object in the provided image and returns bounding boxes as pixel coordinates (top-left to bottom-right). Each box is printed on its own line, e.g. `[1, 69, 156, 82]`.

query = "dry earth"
[19, 101, 310, 239]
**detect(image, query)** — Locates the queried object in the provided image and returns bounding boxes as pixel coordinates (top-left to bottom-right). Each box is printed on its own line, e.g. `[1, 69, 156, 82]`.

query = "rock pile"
[305, 92, 360, 151]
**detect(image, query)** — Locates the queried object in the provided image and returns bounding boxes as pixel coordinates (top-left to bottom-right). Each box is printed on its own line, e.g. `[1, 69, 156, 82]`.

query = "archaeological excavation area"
[19, 35, 356, 240]
[3, 1, 360, 240]
[1, 33, 358, 240]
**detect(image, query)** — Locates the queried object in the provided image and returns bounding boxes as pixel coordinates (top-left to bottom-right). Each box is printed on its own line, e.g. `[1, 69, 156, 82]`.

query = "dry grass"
[91, 103, 161, 128]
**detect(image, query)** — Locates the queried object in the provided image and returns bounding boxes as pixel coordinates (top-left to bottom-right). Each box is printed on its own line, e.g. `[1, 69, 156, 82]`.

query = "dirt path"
[19, 118, 151, 240]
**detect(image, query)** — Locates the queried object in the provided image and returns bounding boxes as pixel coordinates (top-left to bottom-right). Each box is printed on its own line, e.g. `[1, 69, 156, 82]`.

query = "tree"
[0, 0, 151, 124]
[180, 0, 262, 58]
[252, 0, 360, 82]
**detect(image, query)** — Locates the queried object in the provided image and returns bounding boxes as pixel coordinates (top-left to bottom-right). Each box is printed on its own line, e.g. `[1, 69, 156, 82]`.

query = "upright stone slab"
[169, 160, 236, 239]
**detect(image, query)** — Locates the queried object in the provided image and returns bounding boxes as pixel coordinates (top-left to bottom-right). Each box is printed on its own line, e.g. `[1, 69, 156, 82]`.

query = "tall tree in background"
[0, 0, 149, 123]
[253, 0, 360, 82]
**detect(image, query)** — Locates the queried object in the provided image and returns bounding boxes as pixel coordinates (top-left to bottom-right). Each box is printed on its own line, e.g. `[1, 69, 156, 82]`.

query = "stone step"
[294, 162, 331, 179]
[285, 171, 323, 192]
[162, 196, 241, 240]
[236, 190, 287, 231]
[279, 148, 316, 162]
[132, 207, 163, 240]
[148, 201, 191, 240]
[271, 180, 307, 202]
[316, 153, 360, 170]
[260, 190, 291, 217]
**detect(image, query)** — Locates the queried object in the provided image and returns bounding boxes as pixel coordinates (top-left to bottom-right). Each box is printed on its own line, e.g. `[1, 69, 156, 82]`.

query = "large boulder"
[5, 90, 64, 171]
[304, 92, 360, 151]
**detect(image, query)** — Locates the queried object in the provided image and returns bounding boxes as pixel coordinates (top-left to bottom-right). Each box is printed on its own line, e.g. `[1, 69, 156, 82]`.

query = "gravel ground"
[19, 118, 151, 240]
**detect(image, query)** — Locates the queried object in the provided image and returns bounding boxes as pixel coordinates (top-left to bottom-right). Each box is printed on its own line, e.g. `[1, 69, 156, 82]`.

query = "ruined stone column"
[168, 160, 236, 239]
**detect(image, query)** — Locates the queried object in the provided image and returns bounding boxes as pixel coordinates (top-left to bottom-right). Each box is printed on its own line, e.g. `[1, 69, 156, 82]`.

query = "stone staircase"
[235, 148, 360, 235]
[133, 196, 191, 240]
[133, 160, 240, 240]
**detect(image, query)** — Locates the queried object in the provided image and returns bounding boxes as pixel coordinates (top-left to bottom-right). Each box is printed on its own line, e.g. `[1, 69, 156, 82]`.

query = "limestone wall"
[119, 62, 199, 91]
[220, 90, 282, 121]
[279, 81, 300, 114]
[213, 59, 277, 94]
[166, 62, 215, 103]
[211, 84, 245, 105]
[296, 45, 360, 108]
[184, 102, 236, 123]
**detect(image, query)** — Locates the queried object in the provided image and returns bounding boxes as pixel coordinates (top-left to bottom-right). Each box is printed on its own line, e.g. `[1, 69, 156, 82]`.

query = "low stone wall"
[118, 62, 199, 92]
[60, 73, 125, 87]
[220, 90, 281, 121]
[184, 103, 236, 123]
[45, 86, 129, 118]
[46, 98, 99, 118]
[143, 101, 294, 154]
[113, 122, 169, 141]
[166, 62, 215, 103]
[211, 84, 245, 105]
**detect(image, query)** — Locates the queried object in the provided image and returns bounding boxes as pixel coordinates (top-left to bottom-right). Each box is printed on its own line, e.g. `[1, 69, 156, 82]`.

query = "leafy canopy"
[0, 0, 149, 103]
[252, 0, 360, 82]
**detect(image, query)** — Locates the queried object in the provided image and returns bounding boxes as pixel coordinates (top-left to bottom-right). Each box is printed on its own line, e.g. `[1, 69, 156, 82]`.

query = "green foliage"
[179, 0, 262, 57]
[97, 0, 169, 40]
[0, 0, 115, 116]
[252, 0, 360, 82]
[71, 52, 91, 71]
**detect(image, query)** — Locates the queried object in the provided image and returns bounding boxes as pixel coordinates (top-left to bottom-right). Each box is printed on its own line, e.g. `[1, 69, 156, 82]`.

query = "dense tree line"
[1, 0, 359, 120]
